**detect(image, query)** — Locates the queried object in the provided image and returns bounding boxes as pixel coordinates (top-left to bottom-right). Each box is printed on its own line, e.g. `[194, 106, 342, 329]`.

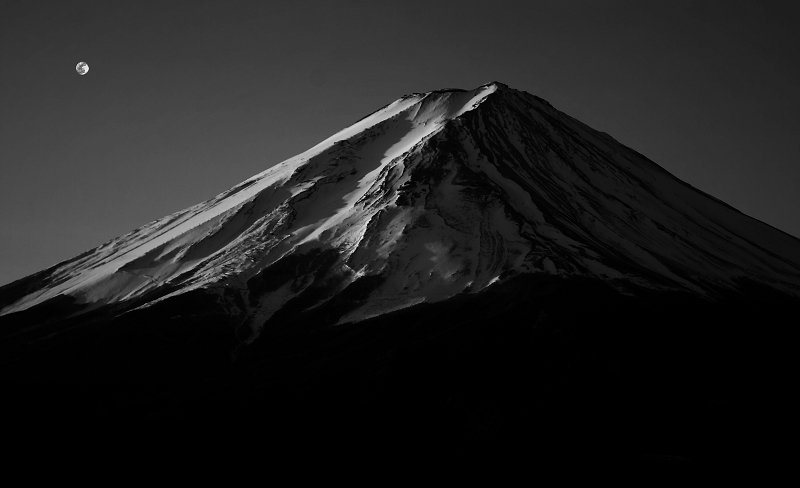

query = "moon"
[76, 62, 89, 75]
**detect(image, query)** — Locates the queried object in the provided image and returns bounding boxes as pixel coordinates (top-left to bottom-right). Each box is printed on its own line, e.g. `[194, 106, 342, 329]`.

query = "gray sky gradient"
[1, 0, 799, 286]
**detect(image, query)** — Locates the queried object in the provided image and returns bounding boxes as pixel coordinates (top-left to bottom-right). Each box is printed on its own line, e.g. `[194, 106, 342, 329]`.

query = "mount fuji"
[2, 82, 798, 471]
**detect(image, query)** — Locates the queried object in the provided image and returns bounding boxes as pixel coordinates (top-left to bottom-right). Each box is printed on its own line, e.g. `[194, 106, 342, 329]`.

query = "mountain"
[2, 82, 798, 473]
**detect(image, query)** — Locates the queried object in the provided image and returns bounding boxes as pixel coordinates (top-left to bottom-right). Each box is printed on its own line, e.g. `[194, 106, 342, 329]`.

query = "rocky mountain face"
[2, 83, 798, 472]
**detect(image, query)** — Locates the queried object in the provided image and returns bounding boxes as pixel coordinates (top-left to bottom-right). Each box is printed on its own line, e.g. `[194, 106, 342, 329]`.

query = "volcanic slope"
[2, 82, 799, 338]
[2, 82, 800, 471]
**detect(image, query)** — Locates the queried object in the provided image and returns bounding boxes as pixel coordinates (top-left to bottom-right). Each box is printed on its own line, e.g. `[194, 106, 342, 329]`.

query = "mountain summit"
[2, 82, 798, 470]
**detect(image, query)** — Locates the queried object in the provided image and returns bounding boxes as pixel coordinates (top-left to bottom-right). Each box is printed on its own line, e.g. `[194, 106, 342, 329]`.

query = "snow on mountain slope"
[3, 82, 800, 341]
[0, 85, 495, 317]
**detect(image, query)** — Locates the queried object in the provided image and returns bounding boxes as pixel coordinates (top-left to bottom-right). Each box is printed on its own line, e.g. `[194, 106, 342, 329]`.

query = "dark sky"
[1, 0, 799, 286]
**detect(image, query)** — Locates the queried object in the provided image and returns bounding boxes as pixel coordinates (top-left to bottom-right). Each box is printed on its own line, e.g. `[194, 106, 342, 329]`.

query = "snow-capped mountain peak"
[3, 82, 800, 343]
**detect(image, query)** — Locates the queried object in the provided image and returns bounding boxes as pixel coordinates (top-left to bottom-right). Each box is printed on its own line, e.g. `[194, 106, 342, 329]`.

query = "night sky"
[1, 0, 799, 286]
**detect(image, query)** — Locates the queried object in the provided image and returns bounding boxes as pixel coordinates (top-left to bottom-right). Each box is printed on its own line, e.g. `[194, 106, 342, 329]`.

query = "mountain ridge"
[2, 82, 800, 329]
[2, 82, 798, 470]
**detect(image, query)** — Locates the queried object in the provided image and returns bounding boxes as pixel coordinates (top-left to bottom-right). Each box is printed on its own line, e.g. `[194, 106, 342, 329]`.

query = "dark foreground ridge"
[1, 272, 796, 474]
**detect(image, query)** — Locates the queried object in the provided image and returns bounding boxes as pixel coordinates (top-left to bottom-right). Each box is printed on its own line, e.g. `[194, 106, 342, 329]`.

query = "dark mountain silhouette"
[2, 82, 797, 474]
